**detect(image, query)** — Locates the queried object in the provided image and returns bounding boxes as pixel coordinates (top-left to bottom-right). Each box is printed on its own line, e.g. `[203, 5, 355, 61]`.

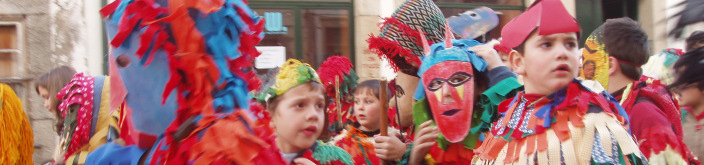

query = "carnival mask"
[580, 25, 610, 87]
[421, 61, 475, 142]
[105, 17, 178, 147]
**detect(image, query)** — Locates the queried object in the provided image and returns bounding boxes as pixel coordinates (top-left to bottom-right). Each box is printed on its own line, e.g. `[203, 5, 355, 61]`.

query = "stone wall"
[0, 0, 102, 163]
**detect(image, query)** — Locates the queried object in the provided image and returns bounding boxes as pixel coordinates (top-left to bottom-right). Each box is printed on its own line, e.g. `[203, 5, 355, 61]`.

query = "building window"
[0, 23, 21, 77]
[250, 0, 354, 70]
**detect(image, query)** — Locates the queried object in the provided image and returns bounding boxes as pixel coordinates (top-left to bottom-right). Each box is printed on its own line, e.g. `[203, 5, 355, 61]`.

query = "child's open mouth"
[302, 126, 317, 136]
[554, 64, 570, 75]
[357, 114, 366, 120]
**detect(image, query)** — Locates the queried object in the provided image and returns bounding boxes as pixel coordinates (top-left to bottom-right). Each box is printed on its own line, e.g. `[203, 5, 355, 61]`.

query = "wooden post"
[335, 76, 342, 127]
[378, 80, 389, 165]
[379, 80, 389, 136]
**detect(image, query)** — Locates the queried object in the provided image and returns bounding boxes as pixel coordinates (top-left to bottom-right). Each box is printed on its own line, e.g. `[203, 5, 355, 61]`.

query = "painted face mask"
[414, 25, 487, 143]
[422, 61, 475, 142]
[104, 19, 178, 147]
[580, 25, 610, 87]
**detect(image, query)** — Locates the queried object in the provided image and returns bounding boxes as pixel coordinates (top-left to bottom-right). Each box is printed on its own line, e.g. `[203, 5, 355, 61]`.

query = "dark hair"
[669, 47, 704, 91]
[34, 66, 76, 135]
[686, 30, 704, 52]
[353, 79, 391, 102]
[602, 17, 650, 80]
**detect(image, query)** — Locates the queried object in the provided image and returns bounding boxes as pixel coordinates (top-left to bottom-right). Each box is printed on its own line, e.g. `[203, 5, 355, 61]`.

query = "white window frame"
[0, 21, 25, 77]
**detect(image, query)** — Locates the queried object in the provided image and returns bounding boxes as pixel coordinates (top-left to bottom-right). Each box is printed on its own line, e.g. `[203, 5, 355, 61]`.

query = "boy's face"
[512, 32, 580, 95]
[271, 83, 325, 153]
[353, 89, 381, 131]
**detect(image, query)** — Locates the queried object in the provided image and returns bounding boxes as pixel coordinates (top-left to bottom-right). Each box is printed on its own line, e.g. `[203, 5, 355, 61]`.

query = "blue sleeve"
[487, 66, 517, 88]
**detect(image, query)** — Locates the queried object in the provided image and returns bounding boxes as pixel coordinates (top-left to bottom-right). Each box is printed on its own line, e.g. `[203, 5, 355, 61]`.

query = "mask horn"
[417, 26, 431, 55]
[445, 22, 453, 49]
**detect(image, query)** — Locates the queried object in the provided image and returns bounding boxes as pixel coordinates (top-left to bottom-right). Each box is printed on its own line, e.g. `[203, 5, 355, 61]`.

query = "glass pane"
[0, 25, 17, 49]
[0, 52, 17, 77]
[254, 9, 296, 70]
[434, 0, 522, 5]
[300, 9, 351, 68]
[440, 8, 521, 41]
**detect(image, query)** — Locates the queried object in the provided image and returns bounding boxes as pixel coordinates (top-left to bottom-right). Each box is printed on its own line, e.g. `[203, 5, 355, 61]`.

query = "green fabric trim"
[681, 108, 689, 124]
[312, 141, 354, 165]
[475, 77, 523, 133]
[398, 143, 413, 165]
[412, 98, 481, 150]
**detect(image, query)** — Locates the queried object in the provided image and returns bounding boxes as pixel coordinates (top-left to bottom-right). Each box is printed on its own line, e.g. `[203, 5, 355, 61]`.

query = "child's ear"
[509, 50, 526, 75]
[608, 56, 619, 76]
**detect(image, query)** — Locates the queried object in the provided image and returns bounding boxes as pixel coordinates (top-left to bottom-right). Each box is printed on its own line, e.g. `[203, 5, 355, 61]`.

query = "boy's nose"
[441, 83, 453, 104]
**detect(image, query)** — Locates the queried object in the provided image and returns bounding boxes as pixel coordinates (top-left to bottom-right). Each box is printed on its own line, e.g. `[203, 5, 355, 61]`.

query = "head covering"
[101, 0, 284, 164]
[317, 56, 358, 131]
[642, 48, 683, 85]
[254, 59, 322, 103]
[497, 0, 581, 49]
[367, 0, 447, 76]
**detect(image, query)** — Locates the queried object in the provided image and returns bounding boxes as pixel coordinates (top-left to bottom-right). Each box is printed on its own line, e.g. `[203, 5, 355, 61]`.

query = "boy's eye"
[365, 100, 372, 104]
[447, 73, 472, 86]
[566, 42, 577, 48]
[540, 42, 552, 48]
[427, 79, 444, 91]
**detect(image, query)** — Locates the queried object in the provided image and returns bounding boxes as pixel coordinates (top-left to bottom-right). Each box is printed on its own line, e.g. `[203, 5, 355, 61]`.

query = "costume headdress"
[317, 56, 358, 132]
[101, 0, 283, 163]
[254, 59, 322, 103]
[367, 0, 446, 76]
[497, 0, 580, 50]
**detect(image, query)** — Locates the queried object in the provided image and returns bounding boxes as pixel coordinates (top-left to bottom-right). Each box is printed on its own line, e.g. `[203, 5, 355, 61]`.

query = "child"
[54, 73, 122, 165]
[34, 66, 76, 135]
[407, 26, 491, 164]
[0, 83, 34, 164]
[366, 0, 448, 161]
[328, 79, 399, 165]
[317, 55, 359, 136]
[672, 47, 704, 163]
[473, 0, 647, 164]
[580, 17, 698, 164]
[256, 59, 353, 165]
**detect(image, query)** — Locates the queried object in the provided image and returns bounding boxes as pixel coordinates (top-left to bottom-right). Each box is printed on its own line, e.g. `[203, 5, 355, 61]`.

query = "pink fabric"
[56, 73, 95, 160]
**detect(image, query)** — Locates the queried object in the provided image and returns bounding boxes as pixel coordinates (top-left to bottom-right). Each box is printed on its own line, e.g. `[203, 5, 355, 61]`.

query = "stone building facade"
[0, 0, 103, 163]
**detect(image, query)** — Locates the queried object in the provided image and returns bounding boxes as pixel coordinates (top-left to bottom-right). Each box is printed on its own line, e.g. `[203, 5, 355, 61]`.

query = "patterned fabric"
[328, 126, 394, 165]
[57, 73, 96, 160]
[367, 0, 446, 76]
[0, 83, 34, 165]
[474, 79, 647, 165]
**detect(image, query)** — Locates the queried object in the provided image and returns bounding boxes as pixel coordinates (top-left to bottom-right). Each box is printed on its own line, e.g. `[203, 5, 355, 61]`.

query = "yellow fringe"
[0, 83, 34, 165]
[648, 145, 688, 165]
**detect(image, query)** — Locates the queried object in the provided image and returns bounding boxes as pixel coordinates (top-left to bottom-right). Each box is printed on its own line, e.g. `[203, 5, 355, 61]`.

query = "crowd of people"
[2, 0, 704, 164]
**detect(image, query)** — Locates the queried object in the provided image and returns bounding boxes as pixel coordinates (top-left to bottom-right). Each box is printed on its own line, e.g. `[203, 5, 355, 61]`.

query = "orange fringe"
[0, 84, 34, 165]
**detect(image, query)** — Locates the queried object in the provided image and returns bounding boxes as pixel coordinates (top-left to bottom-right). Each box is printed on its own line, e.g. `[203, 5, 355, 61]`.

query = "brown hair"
[353, 79, 391, 102]
[602, 17, 649, 80]
[686, 31, 704, 52]
[34, 65, 76, 135]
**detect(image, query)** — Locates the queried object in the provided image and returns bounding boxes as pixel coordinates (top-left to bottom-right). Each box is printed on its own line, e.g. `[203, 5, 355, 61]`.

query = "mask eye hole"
[447, 72, 472, 87]
[427, 79, 444, 91]
[116, 55, 131, 68]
